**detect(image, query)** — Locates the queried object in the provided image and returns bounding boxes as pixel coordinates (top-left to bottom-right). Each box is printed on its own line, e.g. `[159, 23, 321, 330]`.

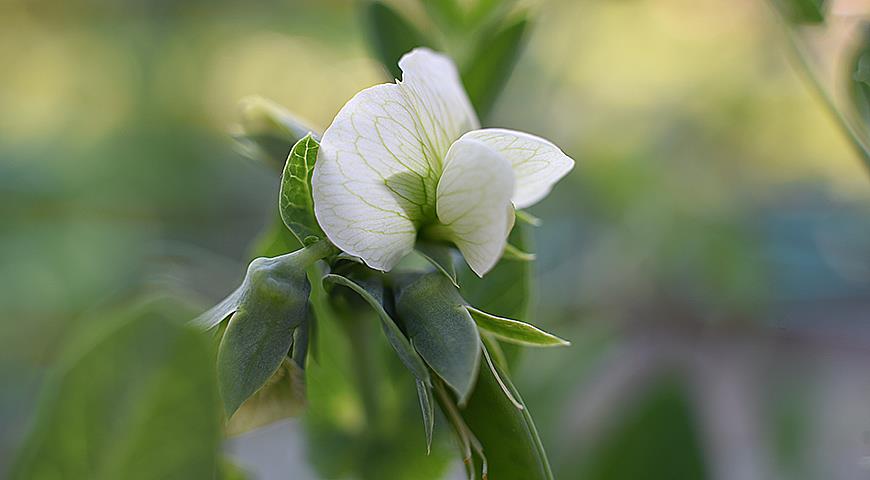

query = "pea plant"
[202, 3, 574, 478]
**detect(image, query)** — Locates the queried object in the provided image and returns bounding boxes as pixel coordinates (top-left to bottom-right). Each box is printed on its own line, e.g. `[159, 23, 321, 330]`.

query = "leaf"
[502, 243, 536, 262]
[217, 246, 328, 416]
[515, 209, 542, 226]
[849, 25, 870, 130]
[460, 223, 533, 321]
[416, 379, 435, 453]
[233, 96, 318, 172]
[466, 306, 569, 347]
[248, 209, 302, 259]
[322, 273, 431, 385]
[422, 0, 465, 29]
[462, 352, 554, 480]
[191, 282, 246, 330]
[574, 379, 707, 480]
[395, 273, 481, 404]
[416, 242, 458, 287]
[225, 357, 306, 436]
[280, 134, 325, 245]
[304, 274, 453, 480]
[11, 302, 221, 480]
[363, 1, 433, 79]
[771, 0, 826, 24]
[461, 15, 529, 120]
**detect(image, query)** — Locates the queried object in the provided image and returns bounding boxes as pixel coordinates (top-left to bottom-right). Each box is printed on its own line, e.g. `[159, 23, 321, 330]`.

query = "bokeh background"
[3, 0, 870, 479]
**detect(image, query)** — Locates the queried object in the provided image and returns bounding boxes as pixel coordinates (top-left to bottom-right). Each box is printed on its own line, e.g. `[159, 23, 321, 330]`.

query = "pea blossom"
[312, 48, 574, 276]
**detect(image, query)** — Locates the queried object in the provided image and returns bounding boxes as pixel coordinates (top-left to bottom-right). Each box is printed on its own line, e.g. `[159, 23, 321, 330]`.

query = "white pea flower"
[312, 48, 574, 276]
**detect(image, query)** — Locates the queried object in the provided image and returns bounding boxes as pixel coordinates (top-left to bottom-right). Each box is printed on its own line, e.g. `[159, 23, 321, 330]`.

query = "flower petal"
[436, 138, 515, 277]
[313, 83, 427, 271]
[398, 48, 480, 161]
[313, 49, 480, 271]
[461, 129, 575, 209]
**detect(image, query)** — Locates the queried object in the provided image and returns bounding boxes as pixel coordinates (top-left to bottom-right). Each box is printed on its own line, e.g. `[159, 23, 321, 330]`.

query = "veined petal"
[461, 129, 575, 209]
[398, 48, 480, 164]
[313, 48, 480, 271]
[436, 138, 515, 277]
[313, 83, 428, 271]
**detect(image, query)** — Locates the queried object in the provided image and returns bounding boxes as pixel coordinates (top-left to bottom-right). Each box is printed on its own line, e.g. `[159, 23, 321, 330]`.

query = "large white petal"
[398, 48, 480, 164]
[461, 129, 575, 209]
[436, 138, 515, 277]
[313, 83, 428, 271]
[313, 49, 479, 271]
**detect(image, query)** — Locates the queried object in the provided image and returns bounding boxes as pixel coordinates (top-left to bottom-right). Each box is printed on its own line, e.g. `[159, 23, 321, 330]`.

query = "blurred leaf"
[462, 350, 553, 480]
[461, 15, 529, 120]
[423, 0, 465, 28]
[280, 134, 325, 246]
[364, 1, 432, 79]
[416, 242, 459, 287]
[11, 303, 221, 480]
[323, 273, 431, 385]
[225, 357, 306, 436]
[219, 458, 249, 480]
[466, 306, 569, 347]
[575, 379, 707, 480]
[249, 210, 302, 259]
[850, 25, 870, 130]
[467, 0, 516, 26]
[232, 96, 318, 171]
[771, 0, 826, 24]
[217, 244, 332, 416]
[396, 273, 481, 403]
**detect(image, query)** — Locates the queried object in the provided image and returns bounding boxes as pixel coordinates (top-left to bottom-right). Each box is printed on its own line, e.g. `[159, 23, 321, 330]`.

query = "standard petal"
[398, 48, 481, 163]
[313, 49, 480, 271]
[461, 129, 574, 209]
[313, 83, 431, 271]
[436, 138, 515, 277]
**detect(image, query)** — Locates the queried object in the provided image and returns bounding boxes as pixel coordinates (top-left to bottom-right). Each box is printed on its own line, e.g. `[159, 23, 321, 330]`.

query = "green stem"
[272, 239, 335, 275]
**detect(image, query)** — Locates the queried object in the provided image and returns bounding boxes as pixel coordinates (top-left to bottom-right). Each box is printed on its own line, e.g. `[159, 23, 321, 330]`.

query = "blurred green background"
[3, 0, 870, 478]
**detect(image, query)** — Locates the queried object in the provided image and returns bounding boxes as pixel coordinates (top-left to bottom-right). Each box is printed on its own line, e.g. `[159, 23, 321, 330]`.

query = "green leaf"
[363, 1, 432, 79]
[460, 224, 533, 322]
[515, 209, 542, 226]
[416, 242, 458, 287]
[192, 282, 245, 331]
[322, 273, 431, 385]
[850, 25, 870, 130]
[461, 15, 529, 120]
[305, 274, 453, 480]
[217, 243, 332, 416]
[395, 273, 481, 403]
[462, 351, 554, 480]
[502, 243, 536, 262]
[225, 357, 306, 436]
[233, 96, 317, 172]
[11, 302, 221, 480]
[466, 306, 569, 347]
[416, 379, 436, 453]
[771, 0, 826, 24]
[422, 0, 465, 28]
[574, 379, 707, 480]
[280, 134, 325, 246]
